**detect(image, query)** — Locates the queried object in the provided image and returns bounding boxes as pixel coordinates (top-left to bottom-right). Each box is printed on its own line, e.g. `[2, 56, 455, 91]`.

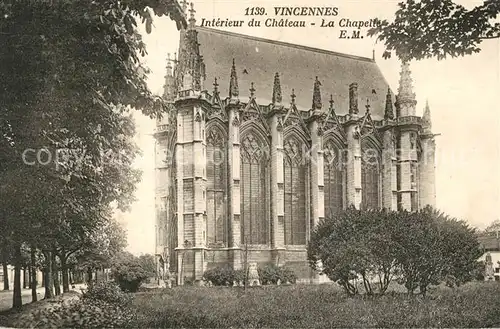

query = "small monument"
[485, 252, 495, 281]
[247, 262, 261, 286]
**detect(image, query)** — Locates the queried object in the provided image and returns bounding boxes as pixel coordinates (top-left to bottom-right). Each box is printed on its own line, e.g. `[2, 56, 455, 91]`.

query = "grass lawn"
[131, 281, 500, 328]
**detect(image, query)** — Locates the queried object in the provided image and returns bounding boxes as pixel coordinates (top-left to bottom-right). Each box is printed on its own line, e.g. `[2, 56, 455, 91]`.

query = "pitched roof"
[478, 232, 500, 251]
[196, 26, 393, 119]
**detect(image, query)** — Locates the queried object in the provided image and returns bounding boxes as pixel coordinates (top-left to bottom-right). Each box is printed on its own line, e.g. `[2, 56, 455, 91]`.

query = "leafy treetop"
[368, 0, 500, 61]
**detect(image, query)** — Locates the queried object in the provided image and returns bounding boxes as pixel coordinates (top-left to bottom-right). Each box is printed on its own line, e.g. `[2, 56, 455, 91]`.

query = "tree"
[308, 207, 481, 296]
[308, 207, 400, 295]
[391, 207, 481, 295]
[0, 0, 186, 308]
[111, 252, 150, 292]
[368, 0, 500, 60]
[138, 254, 157, 278]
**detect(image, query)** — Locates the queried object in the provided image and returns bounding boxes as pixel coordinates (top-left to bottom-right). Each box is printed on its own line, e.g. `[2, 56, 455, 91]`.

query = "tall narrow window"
[361, 140, 380, 210]
[240, 133, 269, 245]
[206, 128, 227, 246]
[283, 137, 307, 245]
[324, 140, 344, 218]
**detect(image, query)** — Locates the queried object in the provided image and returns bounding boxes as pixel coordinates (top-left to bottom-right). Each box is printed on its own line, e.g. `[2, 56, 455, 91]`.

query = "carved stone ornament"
[195, 111, 202, 122]
[277, 117, 284, 132]
[317, 125, 324, 136]
[232, 115, 240, 126]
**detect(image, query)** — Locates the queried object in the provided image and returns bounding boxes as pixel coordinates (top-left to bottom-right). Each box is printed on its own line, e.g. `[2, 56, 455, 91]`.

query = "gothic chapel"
[154, 3, 437, 284]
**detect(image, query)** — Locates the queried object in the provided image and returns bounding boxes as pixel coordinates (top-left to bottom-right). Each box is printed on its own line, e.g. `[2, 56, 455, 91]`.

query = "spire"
[188, 2, 196, 29]
[213, 77, 219, 95]
[249, 82, 256, 99]
[312, 76, 322, 110]
[384, 86, 394, 120]
[365, 98, 371, 113]
[229, 59, 239, 99]
[272, 72, 282, 105]
[422, 100, 432, 133]
[397, 61, 416, 103]
[291, 89, 296, 105]
[329, 94, 334, 110]
[166, 53, 173, 76]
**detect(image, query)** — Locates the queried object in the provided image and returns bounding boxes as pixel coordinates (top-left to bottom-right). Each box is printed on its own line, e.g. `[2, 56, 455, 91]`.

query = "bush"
[15, 282, 135, 328]
[111, 252, 150, 292]
[258, 264, 297, 285]
[83, 281, 132, 306]
[203, 266, 239, 286]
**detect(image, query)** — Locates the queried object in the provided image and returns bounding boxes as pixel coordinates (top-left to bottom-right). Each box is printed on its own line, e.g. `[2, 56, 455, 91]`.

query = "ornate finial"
[349, 83, 359, 115]
[365, 98, 371, 113]
[229, 58, 239, 98]
[397, 61, 416, 102]
[291, 89, 296, 104]
[384, 86, 394, 120]
[188, 2, 196, 28]
[213, 77, 219, 94]
[329, 94, 334, 109]
[312, 76, 322, 110]
[272, 72, 282, 105]
[422, 99, 432, 133]
[249, 82, 256, 99]
[166, 53, 173, 76]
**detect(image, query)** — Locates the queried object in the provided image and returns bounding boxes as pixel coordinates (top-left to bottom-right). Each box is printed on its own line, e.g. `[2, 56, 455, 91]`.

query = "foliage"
[203, 266, 241, 286]
[258, 264, 297, 285]
[368, 0, 500, 60]
[83, 281, 132, 306]
[308, 207, 399, 295]
[392, 207, 482, 295]
[111, 252, 150, 292]
[138, 254, 157, 278]
[129, 282, 500, 328]
[0, 0, 186, 307]
[15, 289, 135, 329]
[308, 207, 481, 296]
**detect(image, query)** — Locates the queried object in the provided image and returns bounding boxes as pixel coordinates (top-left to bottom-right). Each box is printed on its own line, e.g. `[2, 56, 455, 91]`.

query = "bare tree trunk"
[2, 262, 9, 290]
[87, 267, 93, 284]
[51, 251, 60, 296]
[12, 245, 22, 309]
[22, 267, 27, 289]
[28, 266, 32, 289]
[31, 247, 37, 302]
[60, 254, 69, 293]
[44, 251, 54, 299]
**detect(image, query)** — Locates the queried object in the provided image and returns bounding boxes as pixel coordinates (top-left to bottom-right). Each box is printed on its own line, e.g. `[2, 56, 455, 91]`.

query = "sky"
[120, 0, 500, 255]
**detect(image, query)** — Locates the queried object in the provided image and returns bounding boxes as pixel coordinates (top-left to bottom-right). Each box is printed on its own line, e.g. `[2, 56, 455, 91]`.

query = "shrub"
[111, 252, 150, 292]
[258, 264, 297, 285]
[83, 281, 132, 306]
[15, 283, 135, 328]
[203, 266, 237, 286]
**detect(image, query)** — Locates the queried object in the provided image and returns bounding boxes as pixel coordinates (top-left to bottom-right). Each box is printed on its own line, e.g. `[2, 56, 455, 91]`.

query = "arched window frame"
[361, 136, 382, 210]
[240, 122, 271, 246]
[323, 132, 346, 218]
[205, 121, 228, 247]
[282, 130, 310, 246]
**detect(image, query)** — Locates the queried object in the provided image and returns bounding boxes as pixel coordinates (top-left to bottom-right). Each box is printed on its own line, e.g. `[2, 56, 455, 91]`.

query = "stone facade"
[154, 8, 437, 285]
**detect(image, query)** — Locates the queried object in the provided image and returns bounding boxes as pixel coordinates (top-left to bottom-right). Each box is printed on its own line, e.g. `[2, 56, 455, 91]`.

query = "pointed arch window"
[206, 127, 227, 246]
[240, 133, 269, 245]
[324, 140, 344, 217]
[283, 137, 307, 245]
[361, 139, 381, 210]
